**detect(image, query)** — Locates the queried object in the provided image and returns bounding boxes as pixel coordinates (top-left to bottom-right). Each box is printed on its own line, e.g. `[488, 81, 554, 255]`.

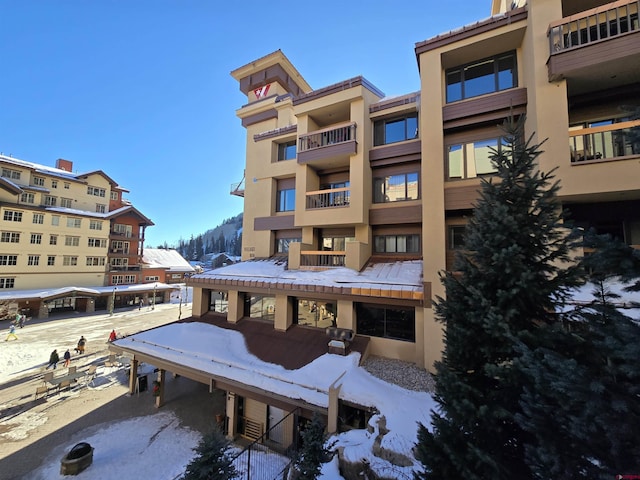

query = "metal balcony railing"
[306, 187, 350, 209]
[570, 119, 640, 163]
[298, 123, 356, 153]
[300, 251, 346, 269]
[548, 0, 639, 53]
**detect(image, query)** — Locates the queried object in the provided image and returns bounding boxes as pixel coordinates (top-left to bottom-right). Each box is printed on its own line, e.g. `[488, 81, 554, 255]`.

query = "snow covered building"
[0, 155, 163, 317]
[141, 248, 195, 284]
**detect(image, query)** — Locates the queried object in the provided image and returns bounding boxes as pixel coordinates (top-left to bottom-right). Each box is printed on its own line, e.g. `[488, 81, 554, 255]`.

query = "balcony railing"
[109, 230, 137, 239]
[109, 265, 141, 272]
[570, 119, 640, 163]
[298, 123, 356, 153]
[306, 187, 350, 209]
[548, 0, 639, 53]
[300, 251, 346, 269]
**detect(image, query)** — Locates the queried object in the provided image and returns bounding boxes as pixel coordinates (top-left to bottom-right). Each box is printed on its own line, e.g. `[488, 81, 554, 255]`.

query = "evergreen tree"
[415, 116, 581, 479]
[217, 232, 226, 253]
[515, 234, 640, 478]
[291, 413, 333, 480]
[181, 428, 238, 480]
[195, 235, 204, 260]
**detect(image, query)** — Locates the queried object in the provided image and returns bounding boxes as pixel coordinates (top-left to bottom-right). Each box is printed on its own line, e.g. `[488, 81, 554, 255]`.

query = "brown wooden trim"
[423, 282, 432, 307]
[372, 161, 421, 177]
[370, 92, 420, 113]
[415, 7, 528, 55]
[242, 109, 278, 128]
[275, 229, 301, 239]
[238, 63, 307, 97]
[369, 139, 421, 162]
[373, 225, 421, 235]
[443, 88, 527, 125]
[321, 227, 355, 236]
[297, 140, 356, 164]
[277, 177, 295, 189]
[293, 76, 384, 106]
[444, 183, 482, 210]
[548, 31, 640, 81]
[254, 215, 295, 231]
[444, 125, 505, 145]
[369, 204, 422, 225]
[254, 124, 298, 142]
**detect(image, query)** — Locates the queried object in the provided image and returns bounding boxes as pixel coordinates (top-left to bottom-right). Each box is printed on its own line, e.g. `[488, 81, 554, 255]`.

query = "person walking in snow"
[4, 324, 18, 341]
[75, 336, 86, 354]
[46, 349, 60, 370]
[63, 349, 71, 367]
[108, 329, 117, 342]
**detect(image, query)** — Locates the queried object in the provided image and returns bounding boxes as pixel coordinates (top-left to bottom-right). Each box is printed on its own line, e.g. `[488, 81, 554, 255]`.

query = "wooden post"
[128, 358, 139, 395]
[155, 369, 166, 408]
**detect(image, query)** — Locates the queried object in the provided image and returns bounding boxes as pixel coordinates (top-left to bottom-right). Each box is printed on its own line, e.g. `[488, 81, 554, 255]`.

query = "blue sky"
[1, 1, 490, 248]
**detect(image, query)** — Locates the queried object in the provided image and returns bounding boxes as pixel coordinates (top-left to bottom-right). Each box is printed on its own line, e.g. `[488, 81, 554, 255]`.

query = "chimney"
[56, 158, 73, 172]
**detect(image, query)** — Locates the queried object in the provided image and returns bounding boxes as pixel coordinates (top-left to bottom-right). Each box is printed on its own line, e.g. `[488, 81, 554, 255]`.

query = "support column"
[225, 392, 238, 440]
[128, 358, 139, 395]
[155, 369, 166, 408]
[227, 291, 243, 323]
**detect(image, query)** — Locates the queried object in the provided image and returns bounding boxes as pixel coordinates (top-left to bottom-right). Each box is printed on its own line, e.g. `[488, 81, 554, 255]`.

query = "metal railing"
[570, 119, 640, 163]
[300, 251, 346, 269]
[306, 187, 350, 209]
[231, 409, 300, 480]
[231, 180, 245, 197]
[548, 0, 639, 53]
[298, 123, 356, 153]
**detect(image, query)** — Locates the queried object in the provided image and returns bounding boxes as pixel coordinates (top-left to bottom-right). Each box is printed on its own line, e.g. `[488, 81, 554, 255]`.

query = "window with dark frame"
[356, 303, 415, 342]
[373, 172, 419, 203]
[276, 188, 295, 212]
[374, 113, 418, 146]
[446, 51, 517, 103]
[373, 234, 420, 254]
[277, 141, 296, 161]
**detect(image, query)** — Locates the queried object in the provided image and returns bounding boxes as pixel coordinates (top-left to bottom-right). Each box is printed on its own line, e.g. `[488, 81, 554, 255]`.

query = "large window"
[374, 234, 420, 253]
[3, 210, 22, 222]
[20, 193, 34, 204]
[276, 237, 301, 254]
[33, 213, 44, 224]
[30, 234, 42, 245]
[27, 255, 40, 266]
[374, 113, 418, 146]
[2, 168, 20, 180]
[0, 255, 18, 266]
[1, 232, 20, 243]
[60, 198, 73, 208]
[87, 186, 106, 197]
[44, 195, 57, 206]
[373, 172, 419, 203]
[447, 138, 503, 180]
[65, 236, 80, 247]
[356, 303, 415, 342]
[86, 256, 106, 266]
[89, 220, 103, 230]
[277, 141, 296, 161]
[89, 238, 107, 248]
[276, 187, 295, 212]
[63, 256, 78, 266]
[209, 291, 228, 313]
[0, 277, 15, 289]
[296, 299, 336, 328]
[446, 51, 517, 103]
[244, 294, 275, 321]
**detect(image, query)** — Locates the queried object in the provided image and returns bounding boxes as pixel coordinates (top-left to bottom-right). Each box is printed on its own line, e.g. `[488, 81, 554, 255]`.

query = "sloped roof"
[142, 248, 195, 273]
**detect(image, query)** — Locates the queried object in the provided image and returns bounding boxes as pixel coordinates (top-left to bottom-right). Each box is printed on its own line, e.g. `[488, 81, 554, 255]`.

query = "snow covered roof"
[189, 259, 424, 301]
[142, 249, 195, 273]
[0, 283, 178, 302]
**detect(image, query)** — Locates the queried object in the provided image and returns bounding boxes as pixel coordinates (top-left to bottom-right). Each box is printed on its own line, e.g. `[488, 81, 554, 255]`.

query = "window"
[50, 235, 58, 245]
[30, 234, 42, 245]
[449, 225, 466, 249]
[110, 258, 129, 267]
[0, 255, 18, 265]
[1, 232, 20, 243]
[32, 176, 45, 186]
[65, 236, 80, 247]
[63, 256, 78, 266]
[60, 198, 73, 208]
[447, 138, 502, 180]
[47, 255, 55, 266]
[44, 195, 57, 206]
[277, 141, 296, 161]
[373, 172, 419, 203]
[276, 238, 301, 253]
[295, 299, 336, 328]
[51, 180, 58, 188]
[27, 255, 40, 266]
[113, 223, 132, 237]
[33, 213, 44, 224]
[0, 277, 15, 288]
[276, 188, 295, 212]
[112, 275, 124, 284]
[171, 273, 182, 279]
[373, 234, 420, 253]
[20, 193, 35, 204]
[86, 256, 106, 266]
[87, 186, 106, 197]
[88, 238, 107, 248]
[374, 113, 418, 146]
[145, 276, 159, 282]
[446, 51, 517, 103]
[95, 204, 106, 213]
[1, 168, 20, 180]
[64, 182, 70, 189]
[110, 240, 129, 252]
[124, 275, 136, 283]
[51, 215, 60, 226]
[356, 303, 415, 342]
[4, 210, 23, 222]
[244, 294, 275, 321]
[110, 191, 119, 201]
[89, 220, 103, 230]
[67, 217, 81, 228]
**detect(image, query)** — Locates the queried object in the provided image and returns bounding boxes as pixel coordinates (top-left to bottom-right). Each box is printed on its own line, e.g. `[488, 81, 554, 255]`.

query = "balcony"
[109, 248, 131, 255]
[299, 251, 346, 270]
[297, 123, 357, 168]
[230, 172, 245, 197]
[306, 187, 350, 210]
[570, 119, 640, 163]
[109, 265, 141, 272]
[547, 0, 640, 89]
[109, 231, 138, 239]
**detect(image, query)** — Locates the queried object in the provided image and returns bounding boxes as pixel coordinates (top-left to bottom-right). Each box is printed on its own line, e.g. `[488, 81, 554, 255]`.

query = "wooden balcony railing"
[305, 187, 350, 209]
[298, 123, 356, 153]
[548, 0, 639, 53]
[300, 251, 346, 269]
[570, 119, 640, 163]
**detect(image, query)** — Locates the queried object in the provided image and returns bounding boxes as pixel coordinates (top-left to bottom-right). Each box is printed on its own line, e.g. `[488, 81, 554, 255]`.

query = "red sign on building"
[254, 84, 270, 99]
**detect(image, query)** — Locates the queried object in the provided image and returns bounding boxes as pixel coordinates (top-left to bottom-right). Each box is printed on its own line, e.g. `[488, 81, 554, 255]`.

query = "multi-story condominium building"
[116, 0, 639, 443]
[0, 155, 158, 317]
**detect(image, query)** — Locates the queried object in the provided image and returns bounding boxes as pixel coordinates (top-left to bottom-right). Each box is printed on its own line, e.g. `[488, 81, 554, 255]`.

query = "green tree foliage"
[181, 428, 238, 480]
[415, 116, 582, 479]
[516, 234, 640, 478]
[292, 413, 333, 480]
